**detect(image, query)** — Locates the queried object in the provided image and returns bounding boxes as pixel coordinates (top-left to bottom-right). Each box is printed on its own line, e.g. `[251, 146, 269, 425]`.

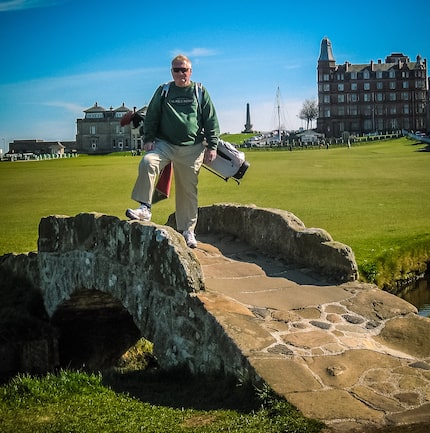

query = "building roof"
[339, 55, 426, 73]
[84, 102, 107, 113]
[113, 102, 131, 112]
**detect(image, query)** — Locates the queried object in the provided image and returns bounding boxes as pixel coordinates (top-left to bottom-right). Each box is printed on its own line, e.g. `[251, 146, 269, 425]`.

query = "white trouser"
[131, 139, 205, 232]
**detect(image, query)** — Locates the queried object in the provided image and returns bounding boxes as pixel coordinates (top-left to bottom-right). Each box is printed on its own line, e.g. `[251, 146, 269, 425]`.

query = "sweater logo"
[170, 96, 195, 106]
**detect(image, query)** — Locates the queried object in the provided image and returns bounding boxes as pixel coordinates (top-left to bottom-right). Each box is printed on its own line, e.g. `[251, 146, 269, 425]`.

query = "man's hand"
[143, 141, 154, 151]
[203, 148, 217, 165]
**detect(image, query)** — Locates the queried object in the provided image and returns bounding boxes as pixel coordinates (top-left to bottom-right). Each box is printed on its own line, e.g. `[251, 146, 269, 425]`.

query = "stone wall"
[0, 212, 255, 378]
[0, 205, 358, 377]
[194, 204, 358, 282]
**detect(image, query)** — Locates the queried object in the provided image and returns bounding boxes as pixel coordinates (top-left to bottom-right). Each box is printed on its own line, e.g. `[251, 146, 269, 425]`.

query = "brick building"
[317, 37, 429, 138]
[75, 102, 146, 153]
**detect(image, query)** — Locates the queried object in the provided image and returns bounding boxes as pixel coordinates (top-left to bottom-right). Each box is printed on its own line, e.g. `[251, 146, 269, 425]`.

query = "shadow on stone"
[51, 290, 143, 370]
[197, 232, 335, 287]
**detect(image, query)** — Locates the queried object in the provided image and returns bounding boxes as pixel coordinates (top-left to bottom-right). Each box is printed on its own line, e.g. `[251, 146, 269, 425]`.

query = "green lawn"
[0, 136, 429, 286]
[0, 370, 324, 433]
[0, 137, 429, 433]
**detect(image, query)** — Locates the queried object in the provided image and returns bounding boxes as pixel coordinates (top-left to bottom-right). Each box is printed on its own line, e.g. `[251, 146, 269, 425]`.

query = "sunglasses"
[172, 68, 190, 73]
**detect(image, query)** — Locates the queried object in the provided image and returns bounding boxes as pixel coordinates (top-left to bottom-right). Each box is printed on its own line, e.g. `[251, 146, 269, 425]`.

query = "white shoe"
[183, 230, 197, 248]
[125, 205, 152, 222]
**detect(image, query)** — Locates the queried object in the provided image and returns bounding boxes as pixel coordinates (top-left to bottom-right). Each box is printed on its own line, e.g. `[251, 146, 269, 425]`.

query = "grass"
[0, 136, 429, 286]
[0, 370, 324, 433]
[1, 136, 429, 432]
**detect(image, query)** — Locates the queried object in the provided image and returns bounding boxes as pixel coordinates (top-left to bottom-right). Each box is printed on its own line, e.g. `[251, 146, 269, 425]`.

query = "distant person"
[126, 54, 220, 248]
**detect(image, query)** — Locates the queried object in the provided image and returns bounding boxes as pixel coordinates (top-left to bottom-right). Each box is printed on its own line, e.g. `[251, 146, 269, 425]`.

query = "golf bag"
[205, 140, 250, 183]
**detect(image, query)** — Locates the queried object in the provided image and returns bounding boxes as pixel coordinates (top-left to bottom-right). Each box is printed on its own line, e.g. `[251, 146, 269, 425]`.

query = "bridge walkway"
[193, 232, 430, 433]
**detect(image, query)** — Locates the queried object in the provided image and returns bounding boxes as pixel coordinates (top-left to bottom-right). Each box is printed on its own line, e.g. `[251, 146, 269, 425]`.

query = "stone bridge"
[1, 204, 430, 432]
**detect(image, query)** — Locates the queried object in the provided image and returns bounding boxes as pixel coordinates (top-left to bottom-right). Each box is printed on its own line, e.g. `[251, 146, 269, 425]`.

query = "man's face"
[171, 60, 192, 87]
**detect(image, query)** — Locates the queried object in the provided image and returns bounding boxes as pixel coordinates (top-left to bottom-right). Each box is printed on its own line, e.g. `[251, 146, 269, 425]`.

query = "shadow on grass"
[102, 368, 262, 412]
[410, 140, 430, 152]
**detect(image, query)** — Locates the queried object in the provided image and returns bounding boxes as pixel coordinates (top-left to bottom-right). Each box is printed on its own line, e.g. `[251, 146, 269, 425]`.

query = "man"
[126, 54, 220, 248]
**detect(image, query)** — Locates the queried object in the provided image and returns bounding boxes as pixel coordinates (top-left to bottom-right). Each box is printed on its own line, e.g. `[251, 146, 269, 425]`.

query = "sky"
[0, 0, 429, 152]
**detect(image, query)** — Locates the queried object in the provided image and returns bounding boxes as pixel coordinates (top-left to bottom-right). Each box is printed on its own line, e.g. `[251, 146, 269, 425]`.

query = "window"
[389, 70, 395, 78]
[323, 108, 331, 117]
[350, 71, 357, 79]
[86, 113, 103, 119]
[389, 81, 396, 89]
[323, 95, 330, 103]
[403, 104, 409, 114]
[402, 81, 409, 89]
[350, 94, 358, 102]
[351, 83, 357, 90]
[349, 106, 358, 115]
[376, 71, 383, 79]
[338, 94, 345, 103]
[376, 93, 383, 102]
[401, 71, 409, 78]
[90, 125, 96, 135]
[389, 119, 399, 130]
[338, 106, 345, 115]
[401, 92, 409, 101]
[364, 83, 370, 90]
[389, 93, 396, 101]
[389, 107, 397, 115]
[323, 73, 330, 81]
[375, 106, 384, 115]
[338, 83, 344, 91]
[363, 94, 371, 102]
[323, 84, 330, 91]
[376, 82, 383, 90]
[363, 70, 370, 79]
[336, 73, 344, 80]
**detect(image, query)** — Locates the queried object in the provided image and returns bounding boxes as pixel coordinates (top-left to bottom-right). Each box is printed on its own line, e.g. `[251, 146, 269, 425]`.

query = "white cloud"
[0, 0, 67, 12]
[188, 48, 218, 57]
[42, 101, 87, 113]
[170, 47, 218, 59]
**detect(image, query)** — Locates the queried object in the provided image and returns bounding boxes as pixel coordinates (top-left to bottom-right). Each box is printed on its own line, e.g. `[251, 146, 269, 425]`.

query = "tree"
[299, 99, 318, 130]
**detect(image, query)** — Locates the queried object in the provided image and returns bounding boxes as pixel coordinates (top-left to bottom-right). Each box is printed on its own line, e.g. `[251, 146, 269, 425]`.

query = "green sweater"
[143, 81, 220, 150]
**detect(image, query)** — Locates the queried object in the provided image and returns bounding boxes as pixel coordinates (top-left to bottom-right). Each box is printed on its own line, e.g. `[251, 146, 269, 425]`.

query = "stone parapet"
[194, 204, 359, 283]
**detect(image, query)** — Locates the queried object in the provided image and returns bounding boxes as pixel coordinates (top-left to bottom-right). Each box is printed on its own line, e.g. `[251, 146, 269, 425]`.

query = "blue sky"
[0, 0, 429, 151]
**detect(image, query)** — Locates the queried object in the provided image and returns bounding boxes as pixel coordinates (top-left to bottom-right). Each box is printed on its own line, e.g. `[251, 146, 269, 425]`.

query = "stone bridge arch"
[1, 204, 358, 378]
[35, 212, 247, 374]
[3, 206, 430, 431]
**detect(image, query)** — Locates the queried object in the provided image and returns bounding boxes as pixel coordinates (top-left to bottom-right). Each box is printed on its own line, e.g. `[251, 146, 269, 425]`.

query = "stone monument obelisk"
[242, 103, 253, 133]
